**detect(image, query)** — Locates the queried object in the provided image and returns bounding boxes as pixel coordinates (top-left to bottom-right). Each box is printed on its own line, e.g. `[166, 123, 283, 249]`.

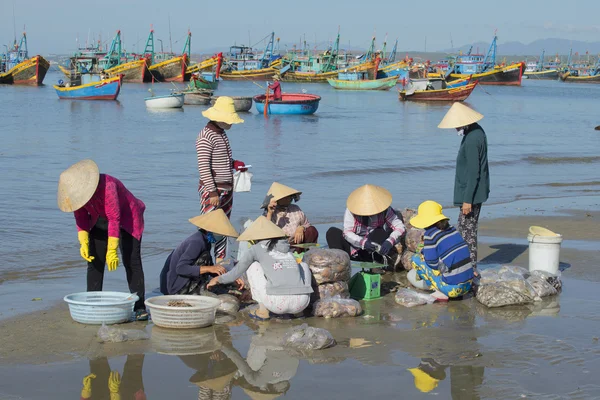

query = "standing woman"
[438, 103, 490, 270]
[57, 159, 148, 320]
[197, 96, 247, 262]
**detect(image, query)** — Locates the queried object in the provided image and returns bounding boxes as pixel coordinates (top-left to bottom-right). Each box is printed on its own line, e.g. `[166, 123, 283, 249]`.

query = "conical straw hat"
[437, 102, 483, 129]
[189, 209, 239, 237]
[57, 159, 100, 212]
[267, 182, 301, 202]
[346, 184, 392, 216]
[237, 216, 286, 242]
[242, 388, 282, 400]
[202, 96, 244, 124]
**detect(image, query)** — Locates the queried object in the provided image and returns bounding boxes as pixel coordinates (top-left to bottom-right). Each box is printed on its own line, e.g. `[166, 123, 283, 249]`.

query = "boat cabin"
[337, 71, 369, 81]
[453, 53, 486, 74]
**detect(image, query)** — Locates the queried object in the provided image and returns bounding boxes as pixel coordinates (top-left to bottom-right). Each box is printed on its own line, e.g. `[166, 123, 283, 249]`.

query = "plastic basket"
[64, 291, 138, 325]
[151, 325, 220, 355]
[145, 295, 221, 329]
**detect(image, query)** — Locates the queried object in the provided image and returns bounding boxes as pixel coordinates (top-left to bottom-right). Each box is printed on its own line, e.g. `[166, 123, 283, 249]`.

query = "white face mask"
[457, 128, 465, 137]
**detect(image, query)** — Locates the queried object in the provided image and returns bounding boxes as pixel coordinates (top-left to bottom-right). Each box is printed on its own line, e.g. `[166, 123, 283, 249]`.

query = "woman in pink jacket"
[58, 160, 147, 320]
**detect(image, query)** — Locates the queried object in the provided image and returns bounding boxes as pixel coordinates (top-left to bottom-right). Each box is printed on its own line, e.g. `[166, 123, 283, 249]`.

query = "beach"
[2, 72, 600, 398]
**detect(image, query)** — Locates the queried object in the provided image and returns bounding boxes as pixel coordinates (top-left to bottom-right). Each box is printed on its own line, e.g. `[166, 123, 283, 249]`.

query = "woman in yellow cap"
[408, 359, 447, 394]
[207, 216, 313, 321]
[409, 200, 475, 300]
[197, 96, 247, 262]
[261, 182, 318, 250]
[57, 159, 148, 320]
[326, 184, 405, 272]
[159, 209, 243, 295]
[438, 103, 490, 270]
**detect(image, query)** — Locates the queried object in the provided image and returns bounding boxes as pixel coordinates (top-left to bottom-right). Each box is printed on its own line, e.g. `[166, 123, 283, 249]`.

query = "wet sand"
[2, 200, 600, 399]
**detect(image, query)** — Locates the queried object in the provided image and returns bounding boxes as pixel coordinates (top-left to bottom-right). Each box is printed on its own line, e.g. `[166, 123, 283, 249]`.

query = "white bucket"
[528, 233, 563, 275]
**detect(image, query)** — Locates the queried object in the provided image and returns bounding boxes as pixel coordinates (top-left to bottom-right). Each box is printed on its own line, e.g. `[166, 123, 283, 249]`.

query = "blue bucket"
[64, 291, 138, 325]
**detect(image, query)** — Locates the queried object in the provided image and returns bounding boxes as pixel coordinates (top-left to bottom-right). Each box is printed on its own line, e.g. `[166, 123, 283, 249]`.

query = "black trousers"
[88, 355, 145, 399]
[326, 227, 398, 265]
[87, 226, 146, 311]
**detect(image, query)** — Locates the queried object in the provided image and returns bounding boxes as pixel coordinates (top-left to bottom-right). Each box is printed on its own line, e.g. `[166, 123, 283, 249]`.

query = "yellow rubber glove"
[80, 373, 96, 399]
[109, 371, 121, 400]
[106, 237, 120, 271]
[78, 231, 95, 262]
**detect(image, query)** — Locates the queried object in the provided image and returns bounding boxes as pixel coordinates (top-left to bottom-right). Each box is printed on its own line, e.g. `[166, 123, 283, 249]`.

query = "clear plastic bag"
[312, 298, 362, 318]
[476, 265, 537, 307]
[313, 281, 350, 301]
[527, 270, 561, 298]
[304, 248, 351, 284]
[217, 294, 240, 314]
[283, 323, 336, 351]
[404, 228, 424, 253]
[233, 170, 253, 192]
[394, 288, 436, 307]
[97, 323, 150, 343]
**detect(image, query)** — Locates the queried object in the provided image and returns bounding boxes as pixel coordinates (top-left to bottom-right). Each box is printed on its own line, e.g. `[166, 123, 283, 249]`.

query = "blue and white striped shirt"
[422, 225, 474, 285]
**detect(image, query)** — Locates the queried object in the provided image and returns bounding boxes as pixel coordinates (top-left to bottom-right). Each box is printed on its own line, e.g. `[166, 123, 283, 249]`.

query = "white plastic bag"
[394, 288, 436, 307]
[283, 323, 336, 351]
[97, 323, 149, 343]
[233, 170, 253, 192]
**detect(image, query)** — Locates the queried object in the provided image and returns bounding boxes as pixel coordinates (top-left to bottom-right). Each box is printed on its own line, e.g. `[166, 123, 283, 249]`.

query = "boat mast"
[365, 36, 376, 61]
[483, 32, 497, 70]
[388, 38, 398, 64]
[323, 28, 339, 72]
[261, 32, 275, 68]
[103, 30, 122, 68]
[168, 14, 173, 53]
[143, 28, 155, 65]
[17, 31, 28, 63]
[537, 49, 545, 71]
[181, 30, 191, 58]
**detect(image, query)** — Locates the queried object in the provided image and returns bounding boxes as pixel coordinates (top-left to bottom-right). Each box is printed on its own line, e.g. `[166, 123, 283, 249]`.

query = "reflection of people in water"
[80, 355, 145, 400]
[180, 351, 237, 400]
[220, 324, 299, 399]
[408, 359, 484, 399]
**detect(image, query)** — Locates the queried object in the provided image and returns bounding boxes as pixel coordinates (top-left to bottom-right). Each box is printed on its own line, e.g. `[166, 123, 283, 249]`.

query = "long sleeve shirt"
[268, 81, 282, 100]
[454, 123, 490, 206]
[160, 231, 209, 294]
[264, 204, 311, 237]
[342, 207, 405, 254]
[218, 240, 313, 296]
[196, 122, 234, 193]
[422, 225, 474, 284]
[74, 174, 145, 240]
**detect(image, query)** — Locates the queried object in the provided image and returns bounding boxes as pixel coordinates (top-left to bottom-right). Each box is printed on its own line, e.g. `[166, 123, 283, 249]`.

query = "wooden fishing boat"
[0, 33, 49, 85]
[282, 60, 376, 83]
[54, 75, 123, 100]
[219, 64, 279, 81]
[145, 92, 184, 108]
[186, 56, 219, 75]
[189, 72, 219, 90]
[253, 93, 320, 115]
[399, 81, 478, 102]
[446, 34, 524, 86]
[523, 50, 560, 80]
[525, 69, 559, 80]
[559, 71, 600, 83]
[446, 77, 471, 88]
[105, 58, 149, 83]
[181, 91, 211, 105]
[327, 72, 397, 90]
[210, 96, 253, 112]
[149, 54, 190, 82]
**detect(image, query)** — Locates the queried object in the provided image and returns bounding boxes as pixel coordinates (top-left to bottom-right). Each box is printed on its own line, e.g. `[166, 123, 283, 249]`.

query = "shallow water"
[2, 73, 600, 279]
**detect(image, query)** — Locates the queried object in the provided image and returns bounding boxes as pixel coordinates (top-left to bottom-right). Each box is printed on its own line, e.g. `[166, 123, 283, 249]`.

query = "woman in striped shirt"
[409, 201, 475, 300]
[197, 97, 247, 261]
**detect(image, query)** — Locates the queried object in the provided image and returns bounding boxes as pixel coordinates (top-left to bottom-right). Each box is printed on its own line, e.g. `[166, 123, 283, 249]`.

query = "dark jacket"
[160, 231, 210, 295]
[454, 123, 490, 206]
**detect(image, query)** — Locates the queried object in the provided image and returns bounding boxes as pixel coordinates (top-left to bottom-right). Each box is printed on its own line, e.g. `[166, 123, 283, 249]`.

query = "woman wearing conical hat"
[57, 159, 148, 320]
[326, 184, 405, 272]
[438, 103, 490, 270]
[197, 97, 247, 263]
[261, 182, 318, 251]
[159, 209, 243, 295]
[268, 74, 282, 101]
[207, 217, 313, 321]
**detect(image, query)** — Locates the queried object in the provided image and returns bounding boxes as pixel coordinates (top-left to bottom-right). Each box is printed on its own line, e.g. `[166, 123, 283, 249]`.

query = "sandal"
[248, 310, 270, 321]
[134, 309, 149, 321]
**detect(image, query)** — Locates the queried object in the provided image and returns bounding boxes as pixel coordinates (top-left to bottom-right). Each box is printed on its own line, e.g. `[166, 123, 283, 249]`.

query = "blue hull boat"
[253, 93, 321, 115]
[54, 75, 123, 100]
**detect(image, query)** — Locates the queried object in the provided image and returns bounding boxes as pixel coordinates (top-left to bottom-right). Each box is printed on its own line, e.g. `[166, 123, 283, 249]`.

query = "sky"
[2, 0, 600, 55]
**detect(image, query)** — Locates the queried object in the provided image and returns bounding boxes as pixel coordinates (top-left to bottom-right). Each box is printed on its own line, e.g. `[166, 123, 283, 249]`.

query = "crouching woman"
[207, 216, 313, 321]
[409, 201, 475, 300]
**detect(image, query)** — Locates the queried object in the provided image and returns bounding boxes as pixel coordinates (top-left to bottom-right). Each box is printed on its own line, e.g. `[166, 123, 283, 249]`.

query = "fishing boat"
[148, 31, 191, 82]
[558, 49, 600, 83]
[186, 54, 219, 75]
[0, 32, 49, 85]
[54, 74, 123, 100]
[446, 77, 471, 88]
[210, 96, 253, 112]
[174, 84, 212, 105]
[327, 71, 397, 90]
[253, 93, 320, 115]
[145, 92, 184, 108]
[219, 32, 281, 81]
[189, 71, 219, 90]
[524, 50, 559, 80]
[399, 81, 478, 102]
[447, 33, 524, 86]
